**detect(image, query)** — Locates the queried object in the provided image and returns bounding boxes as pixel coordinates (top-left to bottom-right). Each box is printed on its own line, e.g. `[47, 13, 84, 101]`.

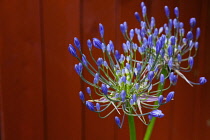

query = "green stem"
[143, 69, 168, 140]
[143, 117, 156, 140]
[128, 115, 136, 140]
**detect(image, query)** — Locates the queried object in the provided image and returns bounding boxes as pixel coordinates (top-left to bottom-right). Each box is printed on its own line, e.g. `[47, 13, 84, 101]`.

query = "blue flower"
[86, 101, 95, 111]
[101, 84, 108, 95]
[99, 23, 104, 38]
[86, 87, 91, 95]
[96, 103, 101, 111]
[160, 74, 165, 84]
[196, 27, 201, 39]
[174, 7, 179, 17]
[68, 44, 77, 57]
[93, 38, 102, 49]
[190, 18, 196, 28]
[82, 54, 88, 66]
[87, 39, 92, 50]
[164, 6, 170, 17]
[199, 77, 207, 85]
[74, 37, 81, 50]
[158, 95, 163, 105]
[96, 58, 103, 66]
[79, 91, 85, 102]
[120, 24, 126, 34]
[115, 116, 121, 128]
[134, 12, 141, 22]
[188, 57, 194, 69]
[148, 71, 154, 82]
[166, 91, 175, 103]
[149, 110, 164, 119]
[74, 63, 83, 75]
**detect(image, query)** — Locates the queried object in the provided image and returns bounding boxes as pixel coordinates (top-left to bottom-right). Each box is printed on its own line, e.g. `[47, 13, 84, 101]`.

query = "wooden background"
[1, 0, 210, 139]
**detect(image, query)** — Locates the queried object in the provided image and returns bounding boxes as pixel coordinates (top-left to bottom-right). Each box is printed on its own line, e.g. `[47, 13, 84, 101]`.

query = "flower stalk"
[128, 115, 136, 140]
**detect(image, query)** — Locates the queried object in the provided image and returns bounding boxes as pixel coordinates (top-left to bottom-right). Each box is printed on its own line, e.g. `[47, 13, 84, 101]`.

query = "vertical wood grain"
[41, 0, 82, 139]
[0, 0, 45, 140]
[197, 0, 210, 140]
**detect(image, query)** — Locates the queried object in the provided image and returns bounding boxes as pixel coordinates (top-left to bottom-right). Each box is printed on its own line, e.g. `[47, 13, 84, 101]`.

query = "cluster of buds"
[68, 2, 207, 128]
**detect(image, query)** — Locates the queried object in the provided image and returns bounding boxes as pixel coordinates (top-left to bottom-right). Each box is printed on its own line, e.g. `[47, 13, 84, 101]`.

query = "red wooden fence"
[1, 0, 210, 140]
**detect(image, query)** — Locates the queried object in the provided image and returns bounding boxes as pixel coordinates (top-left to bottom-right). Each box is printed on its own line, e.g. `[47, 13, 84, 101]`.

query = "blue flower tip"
[199, 77, 207, 85]
[115, 116, 121, 128]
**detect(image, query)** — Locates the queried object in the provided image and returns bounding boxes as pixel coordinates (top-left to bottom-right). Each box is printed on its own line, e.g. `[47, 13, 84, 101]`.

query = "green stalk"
[143, 69, 167, 140]
[128, 115, 136, 140]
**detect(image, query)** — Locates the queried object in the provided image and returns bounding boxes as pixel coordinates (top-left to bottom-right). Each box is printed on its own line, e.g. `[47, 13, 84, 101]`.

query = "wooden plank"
[0, 0, 44, 140]
[0, 33, 4, 140]
[41, 0, 82, 139]
[81, 0, 117, 139]
[196, 0, 210, 139]
[169, 1, 203, 140]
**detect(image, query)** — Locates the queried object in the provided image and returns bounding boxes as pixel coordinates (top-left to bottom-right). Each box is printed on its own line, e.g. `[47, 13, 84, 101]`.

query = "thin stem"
[128, 115, 136, 140]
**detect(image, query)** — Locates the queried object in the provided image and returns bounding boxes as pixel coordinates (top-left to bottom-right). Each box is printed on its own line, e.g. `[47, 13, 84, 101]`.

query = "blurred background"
[0, 0, 210, 140]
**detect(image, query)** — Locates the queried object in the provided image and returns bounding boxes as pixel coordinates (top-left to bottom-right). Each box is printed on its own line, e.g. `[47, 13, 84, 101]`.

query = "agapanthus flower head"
[69, 3, 207, 128]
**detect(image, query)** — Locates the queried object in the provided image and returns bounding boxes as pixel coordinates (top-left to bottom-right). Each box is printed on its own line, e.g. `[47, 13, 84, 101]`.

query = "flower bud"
[74, 37, 81, 50]
[196, 27, 200, 39]
[79, 91, 85, 102]
[164, 6, 170, 18]
[82, 54, 88, 66]
[115, 116, 121, 128]
[160, 74, 165, 84]
[168, 45, 174, 57]
[142, 6, 147, 17]
[149, 110, 164, 118]
[122, 43, 128, 53]
[158, 95, 163, 105]
[96, 58, 103, 66]
[190, 18, 196, 28]
[166, 91, 175, 103]
[186, 31, 193, 40]
[130, 99, 134, 105]
[121, 90, 126, 102]
[120, 24, 126, 34]
[174, 7, 179, 17]
[93, 38, 102, 49]
[86, 87, 91, 95]
[199, 77, 207, 85]
[101, 84, 108, 95]
[87, 39, 92, 50]
[150, 17, 155, 28]
[68, 44, 77, 57]
[86, 101, 95, 111]
[177, 54, 182, 63]
[133, 94, 137, 102]
[148, 71, 154, 82]
[99, 23, 104, 38]
[134, 12, 141, 22]
[168, 57, 173, 69]
[94, 73, 99, 84]
[130, 29, 134, 40]
[96, 103, 101, 111]
[188, 57, 194, 69]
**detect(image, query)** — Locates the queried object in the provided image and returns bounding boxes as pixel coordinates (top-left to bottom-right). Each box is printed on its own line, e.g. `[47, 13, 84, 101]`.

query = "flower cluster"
[68, 2, 207, 128]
